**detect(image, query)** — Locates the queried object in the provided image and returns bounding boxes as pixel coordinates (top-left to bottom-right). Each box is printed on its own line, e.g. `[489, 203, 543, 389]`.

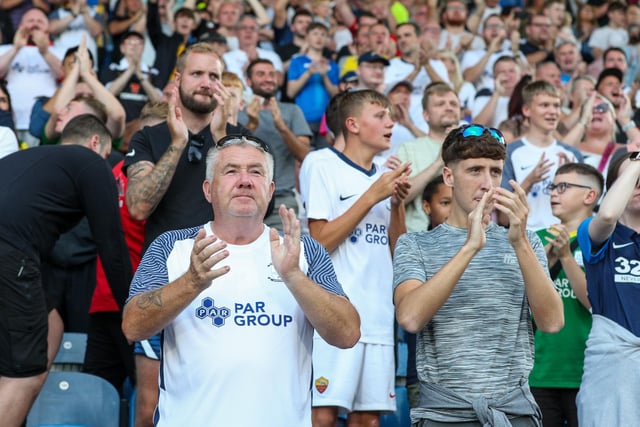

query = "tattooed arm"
[122, 229, 231, 341]
[126, 145, 185, 221]
[125, 88, 190, 221]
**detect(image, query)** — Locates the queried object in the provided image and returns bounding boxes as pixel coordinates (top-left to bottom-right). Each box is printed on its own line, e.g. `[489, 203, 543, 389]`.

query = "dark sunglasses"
[460, 124, 506, 145]
[188, 134, 206, 164]
[593, 103, 609, 114]
[216, 134, 272, 153]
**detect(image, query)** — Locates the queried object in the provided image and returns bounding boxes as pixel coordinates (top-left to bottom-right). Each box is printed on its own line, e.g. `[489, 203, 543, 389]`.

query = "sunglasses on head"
[460, 124, 506, 145]
[187, 134, 206, 164]
[216, 134, 272, 153]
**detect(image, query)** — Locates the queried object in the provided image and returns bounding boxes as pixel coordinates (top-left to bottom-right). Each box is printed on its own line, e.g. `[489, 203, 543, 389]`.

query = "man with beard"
[385, 22, 449, 131]
[124, 42, 232, 250]
[238, 58, 312, 229]
[396, 82, 461, 232]
[438, 1, 484, 56]
[519, 14, 553, 67]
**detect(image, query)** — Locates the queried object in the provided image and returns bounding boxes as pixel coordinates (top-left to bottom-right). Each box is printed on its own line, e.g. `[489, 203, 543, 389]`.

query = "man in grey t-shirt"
[239, 58, 312, 230]
[393, 124, 564, 426]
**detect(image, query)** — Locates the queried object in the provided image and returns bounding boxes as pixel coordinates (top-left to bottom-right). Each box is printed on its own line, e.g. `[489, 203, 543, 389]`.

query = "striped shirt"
[129, 224, 345, 426]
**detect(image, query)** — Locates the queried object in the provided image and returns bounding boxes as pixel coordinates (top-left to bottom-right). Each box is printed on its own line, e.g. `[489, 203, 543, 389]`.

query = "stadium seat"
[51, 333, 87, 372]
[27, 371, 120, 427]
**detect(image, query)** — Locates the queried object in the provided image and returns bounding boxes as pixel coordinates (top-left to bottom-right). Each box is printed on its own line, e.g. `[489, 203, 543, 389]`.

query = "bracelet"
[623, 120, 637, 133]
[629, 151, 640, 161]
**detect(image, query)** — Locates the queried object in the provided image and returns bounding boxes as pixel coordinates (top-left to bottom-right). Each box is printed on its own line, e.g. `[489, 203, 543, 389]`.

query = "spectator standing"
[287, 22, 339, 149]
[530, 163, 603, 427]
[502, 81, 583, 231]
[48, 0, 104, 67]
[300, 89, 410, 427]
[588, 1, 628, 61]
[101, 30, 163, 126]
[397, 82, 460, 232]
[0, 8, 64, 146]
[394, 124, 564, 426]
[238, 58, 312, 229]
[576, 153, 640, 426]
[0, 114, 132, 427]
[124, 42, 230, 250]
[122, 135, 360, 426]
[146, 1, 197, 89]
[385, 22, 449, 129]
[223, 14, 283, 92]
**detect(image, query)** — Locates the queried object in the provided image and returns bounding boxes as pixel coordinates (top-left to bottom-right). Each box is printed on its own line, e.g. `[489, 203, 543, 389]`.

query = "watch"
[629, 151, 640, 161]
[622, 120, 637, 133]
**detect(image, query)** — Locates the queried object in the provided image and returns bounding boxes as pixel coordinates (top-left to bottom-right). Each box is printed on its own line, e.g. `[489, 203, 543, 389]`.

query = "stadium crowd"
[1, 0, 640, 426]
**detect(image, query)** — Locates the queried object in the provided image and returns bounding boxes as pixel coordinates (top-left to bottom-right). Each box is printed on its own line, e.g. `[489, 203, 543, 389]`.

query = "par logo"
[315, 376, 329, 394]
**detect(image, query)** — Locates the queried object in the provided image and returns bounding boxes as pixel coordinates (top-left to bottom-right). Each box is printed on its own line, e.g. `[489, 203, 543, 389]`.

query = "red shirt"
[90, 160, 145, 313]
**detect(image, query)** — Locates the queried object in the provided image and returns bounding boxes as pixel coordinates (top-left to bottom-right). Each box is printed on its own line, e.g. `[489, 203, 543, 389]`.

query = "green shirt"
[529, 229, 592, 388]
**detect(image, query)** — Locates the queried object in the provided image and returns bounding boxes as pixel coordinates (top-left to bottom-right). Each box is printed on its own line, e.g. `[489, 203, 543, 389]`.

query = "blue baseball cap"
[358, 51, 390, 66]
[340, 71, 358, 83]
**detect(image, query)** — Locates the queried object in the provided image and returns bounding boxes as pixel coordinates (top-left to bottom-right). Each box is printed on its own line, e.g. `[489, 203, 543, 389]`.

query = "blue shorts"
[134, 333, 161, 360]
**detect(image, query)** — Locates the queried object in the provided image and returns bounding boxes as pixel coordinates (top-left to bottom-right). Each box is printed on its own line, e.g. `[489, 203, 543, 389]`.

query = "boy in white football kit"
[122, 135, 360, 426]
[300, 90, 411, 427]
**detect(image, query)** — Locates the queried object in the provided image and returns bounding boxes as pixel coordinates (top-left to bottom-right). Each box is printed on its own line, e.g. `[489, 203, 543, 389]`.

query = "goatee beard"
[179, 85, 218, 114]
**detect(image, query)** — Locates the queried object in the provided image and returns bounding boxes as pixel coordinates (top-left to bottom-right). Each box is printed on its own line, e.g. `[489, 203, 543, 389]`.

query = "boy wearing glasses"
[393, 124, 564, 427]
[502, 80, 583, 231]
[529, 163, 603, 427]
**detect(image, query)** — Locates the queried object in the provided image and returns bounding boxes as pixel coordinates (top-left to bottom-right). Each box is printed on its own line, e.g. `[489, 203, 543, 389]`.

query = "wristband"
[630, 151, 640, 161]
[622, 120, 636, 133]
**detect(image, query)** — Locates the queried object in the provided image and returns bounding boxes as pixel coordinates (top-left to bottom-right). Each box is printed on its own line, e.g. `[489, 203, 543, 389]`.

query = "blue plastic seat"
[27, 371, 120, 427]
[51, 333, 87, 373]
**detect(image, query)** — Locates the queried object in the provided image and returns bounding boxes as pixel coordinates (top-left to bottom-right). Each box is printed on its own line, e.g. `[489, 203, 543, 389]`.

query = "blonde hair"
[437, 50, 463, 93]
[176, 42, 220, 74]
[222, 71, 245, 90]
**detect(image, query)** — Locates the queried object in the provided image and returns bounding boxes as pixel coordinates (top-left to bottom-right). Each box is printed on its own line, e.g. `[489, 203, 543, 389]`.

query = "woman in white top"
[580, 95, 625, 177]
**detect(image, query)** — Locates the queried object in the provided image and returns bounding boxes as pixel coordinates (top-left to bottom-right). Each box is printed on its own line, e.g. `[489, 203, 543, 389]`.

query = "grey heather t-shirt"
[393, 222, 547, 421]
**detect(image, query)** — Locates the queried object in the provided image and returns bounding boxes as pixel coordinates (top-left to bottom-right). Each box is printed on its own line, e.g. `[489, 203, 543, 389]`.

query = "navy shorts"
[0, 242, 48, 377]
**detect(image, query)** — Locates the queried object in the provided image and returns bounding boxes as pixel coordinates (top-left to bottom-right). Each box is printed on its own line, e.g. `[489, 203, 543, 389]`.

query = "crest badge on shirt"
[315, 376, 329, 394]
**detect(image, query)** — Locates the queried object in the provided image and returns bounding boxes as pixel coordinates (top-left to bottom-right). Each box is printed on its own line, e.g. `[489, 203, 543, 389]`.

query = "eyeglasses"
[543, 182, 592, 195]
[188, 134, 206, 163]
[531, 22, 552, 28]
[593, 103, 609, 114]
[237, 25, 258, 32]
[216, 134, 272, 153]
[460, 124, 506, 145]
[485, 24, 505, 30]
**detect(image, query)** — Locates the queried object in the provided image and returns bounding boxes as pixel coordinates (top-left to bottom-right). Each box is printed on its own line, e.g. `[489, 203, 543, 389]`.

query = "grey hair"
[205, 137, 275, 183]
